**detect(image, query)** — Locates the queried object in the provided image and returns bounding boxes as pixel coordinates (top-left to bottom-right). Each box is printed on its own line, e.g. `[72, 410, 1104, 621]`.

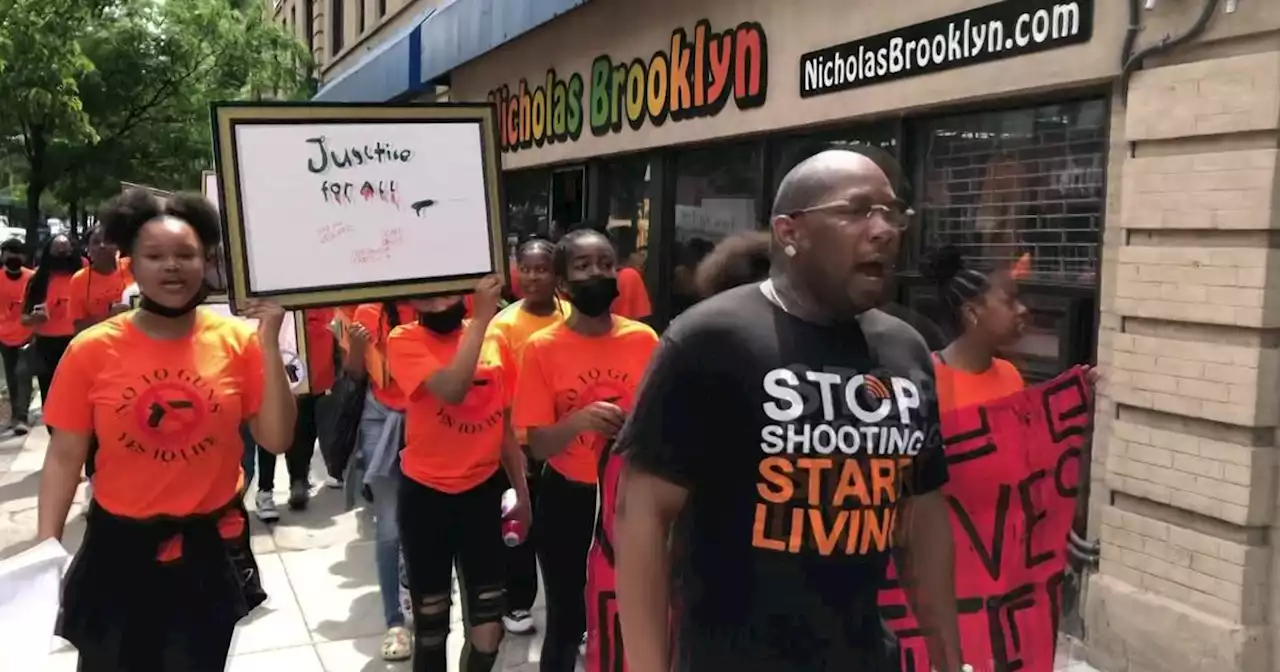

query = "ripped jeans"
[398, 470, 507, 672]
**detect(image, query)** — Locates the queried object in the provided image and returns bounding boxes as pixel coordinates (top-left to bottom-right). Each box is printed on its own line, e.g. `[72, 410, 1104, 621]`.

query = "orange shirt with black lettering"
[611, 266, 652, 320]
[513, 318, 658, 484]
[933, 355, 1025, 414]
[387, 321, 509, 493]
[0, 269, 34, 347]
[68, 261, 130, 325]
[43, 310, 265, 518]
[304, 308, 336, 393]
[33, 272, 77, 337]
[353, 302, 417, 411]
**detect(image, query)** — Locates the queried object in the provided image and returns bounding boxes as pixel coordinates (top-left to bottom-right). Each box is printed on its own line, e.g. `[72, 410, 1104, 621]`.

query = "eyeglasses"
[788, 199, 915, 231]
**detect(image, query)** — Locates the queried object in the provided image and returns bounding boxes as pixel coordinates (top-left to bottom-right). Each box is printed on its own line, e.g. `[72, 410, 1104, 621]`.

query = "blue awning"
[415, 0, 590, 86]
[312, 6, 440, 103]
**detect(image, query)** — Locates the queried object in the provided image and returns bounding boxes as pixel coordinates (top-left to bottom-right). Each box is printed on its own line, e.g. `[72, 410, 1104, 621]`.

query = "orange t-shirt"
[933, 355, 1026, 414]
[489, 299, 570, 445]
[304, 308, 336, 394]
[33, 273, 77, 337]
[43, 311, 265, 518]
[611, 266, 652, 320]
[352, 302, 417, 411]
[387, 321, 509, 493]
[68, 262, 131, 325]
[0, 269, 34, 347]
[489, 298, 571, 386]
[513, 317, 658, 484]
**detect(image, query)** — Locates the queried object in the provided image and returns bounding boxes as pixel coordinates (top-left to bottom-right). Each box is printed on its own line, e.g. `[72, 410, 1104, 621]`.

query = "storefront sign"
[800, 0, 1093, 98]
[489, 20, 769, 153]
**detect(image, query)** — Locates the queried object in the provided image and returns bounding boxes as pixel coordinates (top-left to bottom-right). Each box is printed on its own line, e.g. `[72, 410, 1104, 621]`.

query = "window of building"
[377, 0, 386, 18]
[671, 142, 763, 318]
[550, 167, 586, 235]
[913, 99, 1107, 286]
[330, 0, 344, 54]
[303, 0, 315, 56]
[768, 126, 900, 203]
[602, 154, 656, 316]
[905, 99, 1107, 381]
[504, 170, 550, 243]
[356, 0, 365, 33]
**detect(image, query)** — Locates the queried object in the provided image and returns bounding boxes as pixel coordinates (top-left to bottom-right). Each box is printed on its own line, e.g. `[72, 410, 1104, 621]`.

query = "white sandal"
[381, 626, 412, 661]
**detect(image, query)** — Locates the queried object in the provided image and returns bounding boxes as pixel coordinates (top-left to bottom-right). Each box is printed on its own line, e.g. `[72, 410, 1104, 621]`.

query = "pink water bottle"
[501, 488, 526, 547]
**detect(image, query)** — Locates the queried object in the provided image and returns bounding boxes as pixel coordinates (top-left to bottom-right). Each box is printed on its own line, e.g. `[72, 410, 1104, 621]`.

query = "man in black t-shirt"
[613, 148, 963, 672]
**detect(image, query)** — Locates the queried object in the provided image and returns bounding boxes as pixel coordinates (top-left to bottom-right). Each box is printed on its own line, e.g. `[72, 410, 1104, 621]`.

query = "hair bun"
[924, 245, 965, 284]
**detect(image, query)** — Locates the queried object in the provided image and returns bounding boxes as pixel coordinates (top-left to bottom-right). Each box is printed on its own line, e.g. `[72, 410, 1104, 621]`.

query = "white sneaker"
[255, 491, 279, 522]
[503, 609, 535, 634]
[579, 632, 587, 657]
[324, 475, 343, 489]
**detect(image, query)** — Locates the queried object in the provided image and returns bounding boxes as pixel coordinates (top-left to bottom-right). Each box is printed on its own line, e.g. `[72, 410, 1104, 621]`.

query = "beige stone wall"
[1086, 6, 1280, 671]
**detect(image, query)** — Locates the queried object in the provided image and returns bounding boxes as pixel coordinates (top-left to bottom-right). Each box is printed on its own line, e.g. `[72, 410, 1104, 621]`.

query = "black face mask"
[565, 277, 619, 318]
[3, 257, 22, 273]
[419, 300, 466, 334]
[47, 254, 80, 274]
[139, 283, 210, 319]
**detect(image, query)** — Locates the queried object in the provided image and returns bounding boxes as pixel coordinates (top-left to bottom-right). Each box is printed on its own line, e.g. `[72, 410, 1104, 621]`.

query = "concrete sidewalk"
[0, 425, 1103, 672]
[0, 426, 557, 672]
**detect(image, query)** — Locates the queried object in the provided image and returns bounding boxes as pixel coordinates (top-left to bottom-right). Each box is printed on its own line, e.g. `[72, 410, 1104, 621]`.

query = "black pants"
[33, 335, 72, 411]
[503, 456, 541, 612]
[257, 393, 318, 491]
[0, 342, 30, 424]
[536, 466, 597, 672]
[399, 470, 507, 672]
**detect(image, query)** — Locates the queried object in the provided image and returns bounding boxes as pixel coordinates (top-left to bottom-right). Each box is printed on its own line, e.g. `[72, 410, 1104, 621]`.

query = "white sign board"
[212, 103, 506, 310]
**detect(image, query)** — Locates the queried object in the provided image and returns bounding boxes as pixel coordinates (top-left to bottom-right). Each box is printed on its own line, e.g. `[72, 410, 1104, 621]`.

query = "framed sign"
[128, 293, 311, 394]
[210, 102, 507, 310]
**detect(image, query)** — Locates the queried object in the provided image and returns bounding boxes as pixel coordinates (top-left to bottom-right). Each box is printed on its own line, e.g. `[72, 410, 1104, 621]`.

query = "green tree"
[1, 0, 309, 244]
[0, 0, 101, 251]
[60, 0, 310, 225]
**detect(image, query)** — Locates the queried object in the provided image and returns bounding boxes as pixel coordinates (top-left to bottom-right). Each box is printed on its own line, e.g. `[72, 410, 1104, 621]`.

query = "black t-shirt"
[616, 283, 948, 672]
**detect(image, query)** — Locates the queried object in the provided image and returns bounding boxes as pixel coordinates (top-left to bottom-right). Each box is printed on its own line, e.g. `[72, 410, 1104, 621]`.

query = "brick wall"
[1085, 42, 1280, 672]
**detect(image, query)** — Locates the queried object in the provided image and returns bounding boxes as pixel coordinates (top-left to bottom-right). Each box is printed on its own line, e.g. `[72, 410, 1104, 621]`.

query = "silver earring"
[784, 244, 797, 257]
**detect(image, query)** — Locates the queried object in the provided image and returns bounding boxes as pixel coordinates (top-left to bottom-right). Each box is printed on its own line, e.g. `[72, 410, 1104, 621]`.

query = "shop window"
[671, 142, 763, 318]
[913, 99, 1107, 285]
[504, 169, 549, 243]
[603, 154, 656, 321]
[768, 126, 899, 202]
[551, 167, 586, 236]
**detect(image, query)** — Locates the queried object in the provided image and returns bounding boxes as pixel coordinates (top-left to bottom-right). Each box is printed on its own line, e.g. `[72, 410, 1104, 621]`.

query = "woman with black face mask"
[385, 275, 532, 672]
[511, 229, 659, 672]
[0, 237, 34, 434]
[22, 234, 85, 406]
[35, 189, 296, 671]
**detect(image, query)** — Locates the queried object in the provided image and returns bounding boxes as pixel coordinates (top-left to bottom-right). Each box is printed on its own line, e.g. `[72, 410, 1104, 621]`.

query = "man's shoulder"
[666, 284, 769, 340]
[859, 307, 933, 362]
